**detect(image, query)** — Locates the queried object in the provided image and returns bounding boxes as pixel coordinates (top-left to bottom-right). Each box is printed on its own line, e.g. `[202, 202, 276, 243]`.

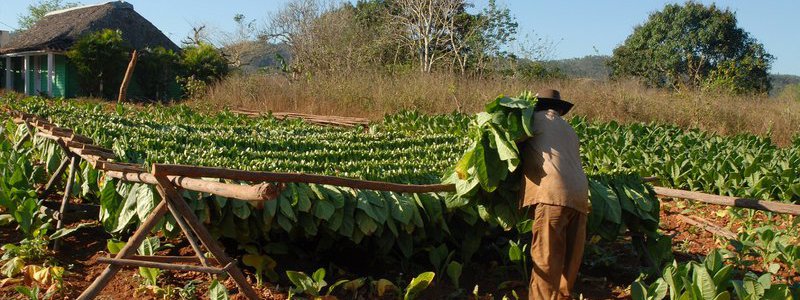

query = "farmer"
[520, 89, 589, 300]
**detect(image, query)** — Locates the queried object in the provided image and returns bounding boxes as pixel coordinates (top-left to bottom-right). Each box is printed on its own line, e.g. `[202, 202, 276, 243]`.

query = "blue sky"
[1, 0, 797, 75]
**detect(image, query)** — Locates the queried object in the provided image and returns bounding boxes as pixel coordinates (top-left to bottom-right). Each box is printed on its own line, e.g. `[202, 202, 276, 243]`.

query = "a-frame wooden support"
[19, 118, 80, 251]
[77, 174, 260, 299]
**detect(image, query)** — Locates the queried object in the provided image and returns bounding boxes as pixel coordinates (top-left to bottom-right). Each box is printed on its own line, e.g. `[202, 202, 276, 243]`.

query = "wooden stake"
[653, 186, 800, 216]
[53, 156, 78, 251]
[118, 50, 138, 103]
[39, 156, 71, 198]
[674, 214, 737, 240]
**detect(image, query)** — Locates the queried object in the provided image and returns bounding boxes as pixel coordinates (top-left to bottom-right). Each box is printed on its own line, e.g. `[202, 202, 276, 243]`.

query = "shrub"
[134, 47, 181, 101]
[67, 29, 131, 99]
[178, 43, 229, 99]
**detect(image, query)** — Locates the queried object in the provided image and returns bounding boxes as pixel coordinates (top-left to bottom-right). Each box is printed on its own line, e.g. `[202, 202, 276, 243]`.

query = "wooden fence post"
[118, 50, 138, 103]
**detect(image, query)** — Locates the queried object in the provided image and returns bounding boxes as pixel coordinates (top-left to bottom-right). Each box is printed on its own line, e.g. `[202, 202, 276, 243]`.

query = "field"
[0, 95, 798, 299]
[195, 73, 800, 146]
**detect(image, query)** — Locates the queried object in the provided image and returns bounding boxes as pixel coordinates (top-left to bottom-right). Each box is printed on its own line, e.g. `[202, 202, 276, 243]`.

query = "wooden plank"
[65, 140, 114, 153]
[653, 186, 800, 216]
[96, 257, 226, 274]
[34, 131, 61, 141]
[96, 161, 145, 173]
[126, 255, 219, 265]
[231, 109, 371, 127]
[642, 176, 659, 183]
[69, 147, 116, 160]
[66, 133, 94, 144]
[153, 164, 456, 193]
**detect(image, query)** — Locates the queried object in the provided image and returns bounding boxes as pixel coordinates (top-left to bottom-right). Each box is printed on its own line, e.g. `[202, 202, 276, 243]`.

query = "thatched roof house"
[0, 1, 178, 98]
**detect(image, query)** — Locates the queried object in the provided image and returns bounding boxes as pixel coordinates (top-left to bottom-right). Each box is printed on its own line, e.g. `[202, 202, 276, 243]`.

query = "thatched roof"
[0, 1, 179, 54]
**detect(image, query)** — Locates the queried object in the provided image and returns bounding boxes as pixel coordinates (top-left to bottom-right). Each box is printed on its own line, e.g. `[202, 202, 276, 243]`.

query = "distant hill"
[544, 55, 611, 80]
[770, 74, 800, 96]
[221, 41, 291, 74]
[544, 56, 798, 96]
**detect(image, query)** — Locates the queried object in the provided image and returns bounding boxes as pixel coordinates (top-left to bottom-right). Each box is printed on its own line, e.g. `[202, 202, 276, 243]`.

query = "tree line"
[18, 0, 780, 97]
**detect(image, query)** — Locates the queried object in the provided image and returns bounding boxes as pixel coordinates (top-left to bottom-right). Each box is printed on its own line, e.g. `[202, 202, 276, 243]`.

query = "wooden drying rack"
[5, 109, 452, 299]
[5, 108, 799, 299]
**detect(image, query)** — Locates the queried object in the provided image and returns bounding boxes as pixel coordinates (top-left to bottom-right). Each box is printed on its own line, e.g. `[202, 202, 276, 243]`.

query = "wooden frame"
[77, 175, 261, 299]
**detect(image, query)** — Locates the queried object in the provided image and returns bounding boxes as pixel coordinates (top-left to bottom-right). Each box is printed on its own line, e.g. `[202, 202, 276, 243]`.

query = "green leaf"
[389, 192, 415, 225]
[521, 107, 535, 137]
[313, 199, 335, 221]
[488, 124, 519, 171]
[137, 236, 161, 286]
[404, 271, 435, 300]
[712, 291, 730, 300]
[49, 223, 92, 240]
[508, 240, 523, 263]
[135, 185, 156, 222]
[231, 200, 251, 219]
[312, 268, 326, 283]
[446, 261, 462, 289]
[0, 214, 14, 226]
[692, 263, 716, 300]
[1, 257, 24, 278]
[208, 279, 230, 300]
[631, 281, 648, 300]
[106, 239, 126, 254]
[287, 270, 316, 295]
[98, 179, 120, 230]
[114, 183, 142, 232]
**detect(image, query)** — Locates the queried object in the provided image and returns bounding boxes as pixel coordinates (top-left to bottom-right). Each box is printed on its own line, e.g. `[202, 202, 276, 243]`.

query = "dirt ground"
[0, 199, 795, 299]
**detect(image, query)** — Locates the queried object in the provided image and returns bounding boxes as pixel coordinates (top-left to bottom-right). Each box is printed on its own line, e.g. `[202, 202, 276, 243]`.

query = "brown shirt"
[520, 110, 589, 213]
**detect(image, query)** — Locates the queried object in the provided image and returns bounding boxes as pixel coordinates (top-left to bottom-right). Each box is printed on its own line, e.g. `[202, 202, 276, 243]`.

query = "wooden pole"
[152, 164, 456, 193]
[103, 171, 278, 202]
[674, 214, 737, 240]
[39, 156, 71, 198]
[53, 156, 78, 251]
[118, 50, 138, 103]
[653, 186, 800, 216]
[96, 257, 229, 274]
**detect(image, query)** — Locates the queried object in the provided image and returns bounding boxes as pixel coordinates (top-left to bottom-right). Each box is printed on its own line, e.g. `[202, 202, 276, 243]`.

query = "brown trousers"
[529, 204, 587, 300]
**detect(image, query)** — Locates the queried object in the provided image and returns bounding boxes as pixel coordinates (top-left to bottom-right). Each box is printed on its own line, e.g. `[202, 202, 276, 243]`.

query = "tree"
[135, 47, 181, 101]
[218, 14, 258, 68]
[177, 42, 229, 98]
[18, 0, 81, 30]
[609, 2, 773, 93]
[262, 0, 322, 74]
[66, 29, 130, 99]
[181, 43, 229, 83]
[391, 0, 463, 73]
[465, 0, 517, 75]
[182, 23, 210, 47]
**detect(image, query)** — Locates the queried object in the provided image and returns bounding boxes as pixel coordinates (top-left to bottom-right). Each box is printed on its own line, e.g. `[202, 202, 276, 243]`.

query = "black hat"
[535, 89, 574, 115]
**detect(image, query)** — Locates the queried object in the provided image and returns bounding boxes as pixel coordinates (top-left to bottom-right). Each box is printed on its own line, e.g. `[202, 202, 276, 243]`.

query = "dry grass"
[191, 71, 800, 145]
